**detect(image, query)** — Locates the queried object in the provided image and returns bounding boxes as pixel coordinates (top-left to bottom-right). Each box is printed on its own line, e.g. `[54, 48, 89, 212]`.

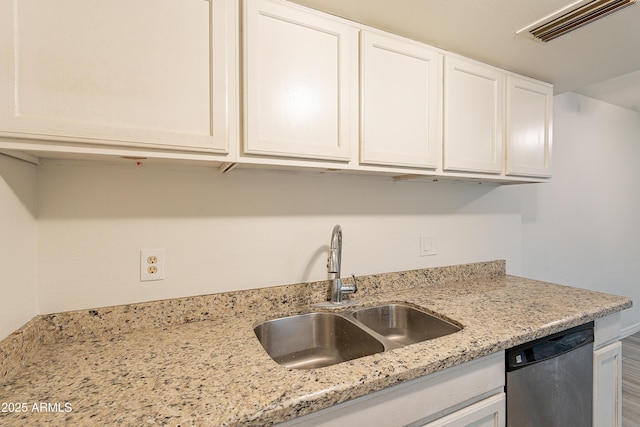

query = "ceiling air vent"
[525, 0, 637, 42]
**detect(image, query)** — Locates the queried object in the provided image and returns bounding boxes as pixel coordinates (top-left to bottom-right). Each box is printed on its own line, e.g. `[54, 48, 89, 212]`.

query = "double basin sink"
[254, 303, 462, 369]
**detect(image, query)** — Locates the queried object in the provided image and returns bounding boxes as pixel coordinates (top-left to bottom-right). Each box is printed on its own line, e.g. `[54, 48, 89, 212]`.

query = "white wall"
[0, 154, 38, 340]
[8, 92, 640, 340]
[36, 160, 522, 314]
[521, 92, 640, 335]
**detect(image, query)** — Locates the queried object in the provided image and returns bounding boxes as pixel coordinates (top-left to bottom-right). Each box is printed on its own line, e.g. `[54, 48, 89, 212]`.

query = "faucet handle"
[341, 273, 358, 295]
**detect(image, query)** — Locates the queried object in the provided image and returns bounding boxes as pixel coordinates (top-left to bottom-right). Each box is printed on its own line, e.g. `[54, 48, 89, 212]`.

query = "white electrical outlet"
[140, 249, 165, 281]
[420, 235, 437, 257]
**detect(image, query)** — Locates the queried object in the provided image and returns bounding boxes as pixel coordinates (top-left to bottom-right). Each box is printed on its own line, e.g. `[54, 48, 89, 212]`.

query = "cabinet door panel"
[444, 57, 504, 174]
[360, 31, 442, 169]
[0, 0, 232, 152]
[423, 393, 505, 427]
[506, 76, 552, 177]
[244, 0, 357, 161]
[594, 341, 622, 427]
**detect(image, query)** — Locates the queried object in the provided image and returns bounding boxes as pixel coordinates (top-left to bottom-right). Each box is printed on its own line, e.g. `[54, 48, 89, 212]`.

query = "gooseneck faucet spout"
[327, 225, 357, 303]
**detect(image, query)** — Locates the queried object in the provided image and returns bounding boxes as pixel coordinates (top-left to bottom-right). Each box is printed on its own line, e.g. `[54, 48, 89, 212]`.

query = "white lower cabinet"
[594, 314, 623, 427]
[593, 342, 622, 427]
[276, 352, 504, 427]
[422, 393, 505, 427]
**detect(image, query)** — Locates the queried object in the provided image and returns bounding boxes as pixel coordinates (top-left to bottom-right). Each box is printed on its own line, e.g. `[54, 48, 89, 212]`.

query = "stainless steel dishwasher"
[506, 322, 594, 427]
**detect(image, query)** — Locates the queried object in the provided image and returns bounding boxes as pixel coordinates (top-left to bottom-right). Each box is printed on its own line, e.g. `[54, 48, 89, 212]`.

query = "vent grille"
[530, 0, 637, 42]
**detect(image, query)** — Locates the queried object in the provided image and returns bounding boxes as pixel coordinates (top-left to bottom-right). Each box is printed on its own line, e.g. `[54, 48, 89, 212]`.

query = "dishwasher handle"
[506, 322, 594, 372]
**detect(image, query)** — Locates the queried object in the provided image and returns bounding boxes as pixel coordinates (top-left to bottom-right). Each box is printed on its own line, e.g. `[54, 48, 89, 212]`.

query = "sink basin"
[254, 312, 385, 369]
[254, 303, 462, 369]
[352, 304, 461, 346]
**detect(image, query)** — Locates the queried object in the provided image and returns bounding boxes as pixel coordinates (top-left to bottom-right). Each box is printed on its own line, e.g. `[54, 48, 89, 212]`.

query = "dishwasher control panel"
[506, 322, 594, 370]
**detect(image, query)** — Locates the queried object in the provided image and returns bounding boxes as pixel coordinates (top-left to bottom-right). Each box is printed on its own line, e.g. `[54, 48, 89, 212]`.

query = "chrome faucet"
[327, 225, 357, 303]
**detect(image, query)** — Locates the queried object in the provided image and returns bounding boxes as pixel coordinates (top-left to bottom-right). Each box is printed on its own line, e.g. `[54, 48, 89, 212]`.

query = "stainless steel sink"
[254, 303, 462, 369]
[351, 303, 461, 346]
[253, 312, 385, 369]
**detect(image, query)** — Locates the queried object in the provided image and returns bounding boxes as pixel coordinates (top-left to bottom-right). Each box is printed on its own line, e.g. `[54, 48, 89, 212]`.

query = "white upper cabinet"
[444, 56, 504, 174]
[0, 0, 236, 154]
[243, 0, 358, 162]
[0, 0, 551, 182]
[360, 31, 442, 169]
[505, 76, 553, 177]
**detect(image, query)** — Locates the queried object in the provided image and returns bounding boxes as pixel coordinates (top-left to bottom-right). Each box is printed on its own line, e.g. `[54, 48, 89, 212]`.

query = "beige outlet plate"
[140, 249, 165, 281]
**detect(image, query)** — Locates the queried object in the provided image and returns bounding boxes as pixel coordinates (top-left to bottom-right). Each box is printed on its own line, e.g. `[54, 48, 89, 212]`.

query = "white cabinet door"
[594, 341, 622, 427]
[243, 0, 357, 161]
[505, 76, 553, 177]
[444, 56, 504, 174]
[0, 0, 235, 153]
[423, 393, 505, 427]
[360, 31, 442, 169]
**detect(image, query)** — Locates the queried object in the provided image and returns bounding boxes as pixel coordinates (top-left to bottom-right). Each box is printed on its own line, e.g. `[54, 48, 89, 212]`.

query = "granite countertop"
[0, 260, 632, 426]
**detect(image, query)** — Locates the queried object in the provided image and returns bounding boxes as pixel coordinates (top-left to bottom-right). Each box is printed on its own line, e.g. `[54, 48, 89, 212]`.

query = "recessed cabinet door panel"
[361, 31, 442, 169]
[506, 76, 553, 177]
[593, 342, 622, 427]
[0, 0, 232, 152]
[244, 0, 357, 161]
[422, 393, 505, 427]
[444, 57, 504, 174]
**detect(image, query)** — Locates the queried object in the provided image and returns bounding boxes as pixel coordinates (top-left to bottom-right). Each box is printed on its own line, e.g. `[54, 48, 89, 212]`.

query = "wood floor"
[623, 332, 640, 427]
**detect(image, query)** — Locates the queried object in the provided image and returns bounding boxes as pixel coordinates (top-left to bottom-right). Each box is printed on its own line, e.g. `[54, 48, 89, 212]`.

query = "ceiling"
[289, 0, 640, 112]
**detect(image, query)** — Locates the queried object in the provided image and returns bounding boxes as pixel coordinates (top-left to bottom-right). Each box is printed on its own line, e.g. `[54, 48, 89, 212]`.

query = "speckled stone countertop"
[0, 260, 632, 426]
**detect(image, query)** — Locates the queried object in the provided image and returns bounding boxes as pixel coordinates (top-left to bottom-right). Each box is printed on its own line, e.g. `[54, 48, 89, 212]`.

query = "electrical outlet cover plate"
[140, 249, 165, 281]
